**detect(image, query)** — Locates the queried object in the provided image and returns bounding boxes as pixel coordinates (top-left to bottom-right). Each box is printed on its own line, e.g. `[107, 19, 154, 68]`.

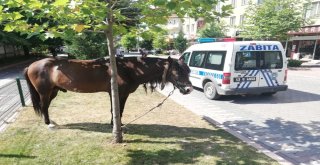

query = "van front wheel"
[204, 82, 221, 100]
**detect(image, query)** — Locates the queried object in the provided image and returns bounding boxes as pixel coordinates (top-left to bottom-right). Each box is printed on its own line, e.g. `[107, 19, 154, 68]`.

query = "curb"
[203, 116, 294, 165]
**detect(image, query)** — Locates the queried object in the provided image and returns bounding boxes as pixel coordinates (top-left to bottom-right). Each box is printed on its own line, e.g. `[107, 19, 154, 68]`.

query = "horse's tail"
[24, 67, 41, 116]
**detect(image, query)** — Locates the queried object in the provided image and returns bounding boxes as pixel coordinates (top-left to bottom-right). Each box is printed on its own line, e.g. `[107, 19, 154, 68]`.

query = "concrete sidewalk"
[301, 60, 320, 68]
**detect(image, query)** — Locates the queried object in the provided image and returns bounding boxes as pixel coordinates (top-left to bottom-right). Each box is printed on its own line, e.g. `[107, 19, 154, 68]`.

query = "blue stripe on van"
[240, 70, 260, 89]
[265, 70, 275, 86]
[237, 70, 254, 89]
[261, 70, 272, 87]
[197, 71, 224, 79]
[245, 70, 259, 88]
[269, 69, 280, 86]
[240, 70, 254, 88]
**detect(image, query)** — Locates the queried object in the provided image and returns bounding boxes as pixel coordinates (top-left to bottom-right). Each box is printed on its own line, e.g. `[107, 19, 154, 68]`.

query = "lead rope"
[122, 88, 176, 128]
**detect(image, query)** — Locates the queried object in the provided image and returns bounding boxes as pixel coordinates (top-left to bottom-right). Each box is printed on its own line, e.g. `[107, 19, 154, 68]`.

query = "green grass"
[0, 87, 279, 165]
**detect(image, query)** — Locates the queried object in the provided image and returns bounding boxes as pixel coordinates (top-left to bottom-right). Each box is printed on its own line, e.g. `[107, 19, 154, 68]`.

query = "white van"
[180, 41, 288, 100]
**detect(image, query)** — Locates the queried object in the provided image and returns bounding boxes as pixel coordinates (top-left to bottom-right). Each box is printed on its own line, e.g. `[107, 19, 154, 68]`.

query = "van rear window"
[260, 51, 283, 69]
[235, 51, 283, 70]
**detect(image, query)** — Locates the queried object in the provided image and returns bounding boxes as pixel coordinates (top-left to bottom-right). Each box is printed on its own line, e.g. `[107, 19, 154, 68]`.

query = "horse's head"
[162, 57, 193, 95]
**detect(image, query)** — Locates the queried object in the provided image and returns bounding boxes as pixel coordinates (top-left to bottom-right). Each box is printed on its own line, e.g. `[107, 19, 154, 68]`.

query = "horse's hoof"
[48, 123, 57, 130]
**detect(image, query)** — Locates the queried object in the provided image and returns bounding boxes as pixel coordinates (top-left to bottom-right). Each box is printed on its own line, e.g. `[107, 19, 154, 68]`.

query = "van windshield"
[235, 51, 283, 70]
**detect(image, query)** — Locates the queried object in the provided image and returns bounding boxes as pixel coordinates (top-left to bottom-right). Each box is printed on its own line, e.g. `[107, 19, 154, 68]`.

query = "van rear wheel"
[204, 82, 221, 100]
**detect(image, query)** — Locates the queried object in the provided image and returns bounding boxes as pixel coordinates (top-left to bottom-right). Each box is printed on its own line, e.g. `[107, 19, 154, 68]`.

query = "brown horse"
[24, 56, 193, 127]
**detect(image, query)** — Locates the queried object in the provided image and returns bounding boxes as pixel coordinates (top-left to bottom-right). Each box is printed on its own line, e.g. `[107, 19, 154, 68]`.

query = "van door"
[233, 51, 260, 89]
[232, 51, 284, 89]
[258, 51, 284, 87]
[189, 51, 207, 88]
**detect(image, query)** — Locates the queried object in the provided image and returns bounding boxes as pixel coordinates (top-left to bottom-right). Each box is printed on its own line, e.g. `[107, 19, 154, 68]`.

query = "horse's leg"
[48, 88, 59, 126]
[39, 94, 52, 126]
[108, 92, 129, 125]
[109, 93, 113, 125]
[119, 94, 129, 120]
[38, 86, 59, 129]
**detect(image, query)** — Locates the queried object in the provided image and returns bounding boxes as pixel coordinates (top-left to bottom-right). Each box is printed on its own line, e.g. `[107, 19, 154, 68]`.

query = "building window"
[240, 15, 245, 25]
[191, 24, 195, 32]
[230, 16, 236, 26]
[241, 0, 247, 6]
[306, 2, 320, 19]
[231, 0, 236, 8]
[215, 2, 221, 12]
[257, 0, 263, 4]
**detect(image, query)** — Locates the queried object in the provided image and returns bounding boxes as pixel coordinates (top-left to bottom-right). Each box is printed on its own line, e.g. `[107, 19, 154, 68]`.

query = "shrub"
[287, 59, 303, 67]
[65, 32, 108, 59]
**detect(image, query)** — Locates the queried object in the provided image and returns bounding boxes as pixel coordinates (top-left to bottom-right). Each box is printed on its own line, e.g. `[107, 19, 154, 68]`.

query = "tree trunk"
[105, 1, 123, 143]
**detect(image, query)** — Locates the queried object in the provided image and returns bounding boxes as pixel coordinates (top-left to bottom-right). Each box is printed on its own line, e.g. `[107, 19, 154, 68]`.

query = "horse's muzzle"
[179, 85, 193, 95]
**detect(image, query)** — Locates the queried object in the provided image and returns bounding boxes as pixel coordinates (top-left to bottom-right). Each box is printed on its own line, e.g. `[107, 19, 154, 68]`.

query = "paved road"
[0, 62, 31, 87]
[0, 61, 33, 132]
[159, 67, 320, 165]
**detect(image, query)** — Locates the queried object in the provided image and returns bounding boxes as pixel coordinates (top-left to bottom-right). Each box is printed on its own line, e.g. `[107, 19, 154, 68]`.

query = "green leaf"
[39, 34, 47, 41]
[154, 0, 166, 6]
[13, 12, 24, 20]
[81, 8, 92, 15]
[74, 24, 85, 32]
[26, 32, 40, 39]
[4, 24, 16, 32]
[45, 32, 55, 39]
[29, 0, 43, 9]
[53, 0, 69, 7]
[167, 1, 177, 10]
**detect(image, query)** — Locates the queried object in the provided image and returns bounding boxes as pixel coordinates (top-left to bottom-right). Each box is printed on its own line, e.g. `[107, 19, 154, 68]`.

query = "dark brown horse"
[24, 56, 193, 128]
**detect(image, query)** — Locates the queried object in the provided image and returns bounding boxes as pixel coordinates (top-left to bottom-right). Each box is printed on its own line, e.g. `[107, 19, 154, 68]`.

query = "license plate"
[233, 77, 256, 82]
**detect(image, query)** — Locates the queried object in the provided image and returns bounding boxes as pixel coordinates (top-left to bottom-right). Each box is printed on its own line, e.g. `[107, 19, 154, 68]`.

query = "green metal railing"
[16, 78, 26, 107]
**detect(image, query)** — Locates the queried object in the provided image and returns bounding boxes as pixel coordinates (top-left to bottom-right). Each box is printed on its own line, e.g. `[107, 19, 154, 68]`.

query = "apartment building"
[222, 0, 264, 38]
[223, 0, 320, 60]
[166, 14, 205, 41]
[288, 0, 320, 60]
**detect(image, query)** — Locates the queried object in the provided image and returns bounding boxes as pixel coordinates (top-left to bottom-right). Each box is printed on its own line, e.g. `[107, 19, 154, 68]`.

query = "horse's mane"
[94, 56, 168, 93]
[142, 78, 162, 93]
[137, 57, 164, 93]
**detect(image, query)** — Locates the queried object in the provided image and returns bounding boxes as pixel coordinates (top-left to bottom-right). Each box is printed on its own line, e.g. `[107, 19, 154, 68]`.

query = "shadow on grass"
[61, 122, 272, 164]
[0, 154, 36, 159]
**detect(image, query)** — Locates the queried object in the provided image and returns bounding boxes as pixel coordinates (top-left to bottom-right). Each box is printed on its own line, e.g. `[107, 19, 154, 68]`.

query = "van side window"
[260, 51, 283, 69]
[190, 51, 206, 68]
[179, 52, 191, 65]
[235, 52, 258, 70]
[204, 51, 226, 71]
